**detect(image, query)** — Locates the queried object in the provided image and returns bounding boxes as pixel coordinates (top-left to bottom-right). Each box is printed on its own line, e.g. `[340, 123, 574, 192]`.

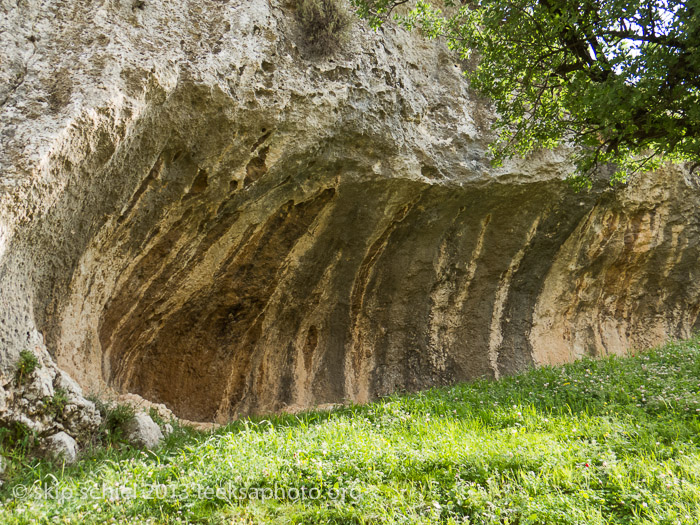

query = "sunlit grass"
[3, 337, 700, 523]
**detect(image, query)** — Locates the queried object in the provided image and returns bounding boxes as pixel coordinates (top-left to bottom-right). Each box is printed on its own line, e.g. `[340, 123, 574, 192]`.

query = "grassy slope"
[2, 338, 700, 524]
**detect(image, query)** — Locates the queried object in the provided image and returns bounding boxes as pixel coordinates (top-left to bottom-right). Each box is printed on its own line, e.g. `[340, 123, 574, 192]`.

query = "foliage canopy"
[352, 0, 700, 185]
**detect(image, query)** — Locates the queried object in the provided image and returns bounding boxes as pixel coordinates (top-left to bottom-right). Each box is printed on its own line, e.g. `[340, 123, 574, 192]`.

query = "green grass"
[3, 337, 700, 523]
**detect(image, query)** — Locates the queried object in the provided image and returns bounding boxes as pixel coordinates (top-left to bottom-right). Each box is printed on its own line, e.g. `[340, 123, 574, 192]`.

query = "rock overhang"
[1, 0, 699, 431]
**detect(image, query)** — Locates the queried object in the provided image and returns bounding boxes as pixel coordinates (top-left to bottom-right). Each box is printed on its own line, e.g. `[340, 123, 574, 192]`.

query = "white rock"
[122, 413, 163, 449]
[42, 432, 78, 464]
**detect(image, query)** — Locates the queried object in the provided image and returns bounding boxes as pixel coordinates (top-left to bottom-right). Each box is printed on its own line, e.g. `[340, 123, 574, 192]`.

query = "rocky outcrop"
[0, 330, 101, 442]
[1, 0, 699, 429]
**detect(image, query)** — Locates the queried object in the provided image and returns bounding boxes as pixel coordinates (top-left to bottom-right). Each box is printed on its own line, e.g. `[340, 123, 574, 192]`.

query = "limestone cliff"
[1, 0, 699, 433]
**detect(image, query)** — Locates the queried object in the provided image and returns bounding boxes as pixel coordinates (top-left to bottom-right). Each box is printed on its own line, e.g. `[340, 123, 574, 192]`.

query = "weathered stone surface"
[122, 413, 163, 450]
[116, 392, 175, 424]
[0, 331, 100, 441]
[41, 431, 78, 464]
[1, 0, 699, 428]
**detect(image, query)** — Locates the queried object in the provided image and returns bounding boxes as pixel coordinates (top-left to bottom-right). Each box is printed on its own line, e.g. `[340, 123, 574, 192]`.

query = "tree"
[351, 0, 700, 186]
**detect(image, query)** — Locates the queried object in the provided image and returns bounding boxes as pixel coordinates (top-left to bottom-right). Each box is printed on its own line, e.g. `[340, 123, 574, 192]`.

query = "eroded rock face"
[0, 331, 101, 442]
[1, 0, 699, 425]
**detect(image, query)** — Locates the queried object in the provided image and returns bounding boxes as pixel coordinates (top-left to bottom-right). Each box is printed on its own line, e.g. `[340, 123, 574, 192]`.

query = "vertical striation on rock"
[1, 0, 699, 427]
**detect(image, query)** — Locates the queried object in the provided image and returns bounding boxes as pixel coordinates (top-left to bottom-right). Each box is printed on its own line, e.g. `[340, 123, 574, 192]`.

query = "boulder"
[122, 413, 163, 449]
[0, 333, 101, 443]
[41, 432, 78, 464]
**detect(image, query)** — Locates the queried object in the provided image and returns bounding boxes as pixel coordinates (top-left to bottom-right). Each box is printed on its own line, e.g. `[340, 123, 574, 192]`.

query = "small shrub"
[295, 0, 352, 56]
[43, 388, 69, 418]
[148, 407, 165, 427]
[14, 350, 39, 385]
[104, 404, 136, 433]
[86, 395, 136, 446]
[0, 422, 36, 458]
